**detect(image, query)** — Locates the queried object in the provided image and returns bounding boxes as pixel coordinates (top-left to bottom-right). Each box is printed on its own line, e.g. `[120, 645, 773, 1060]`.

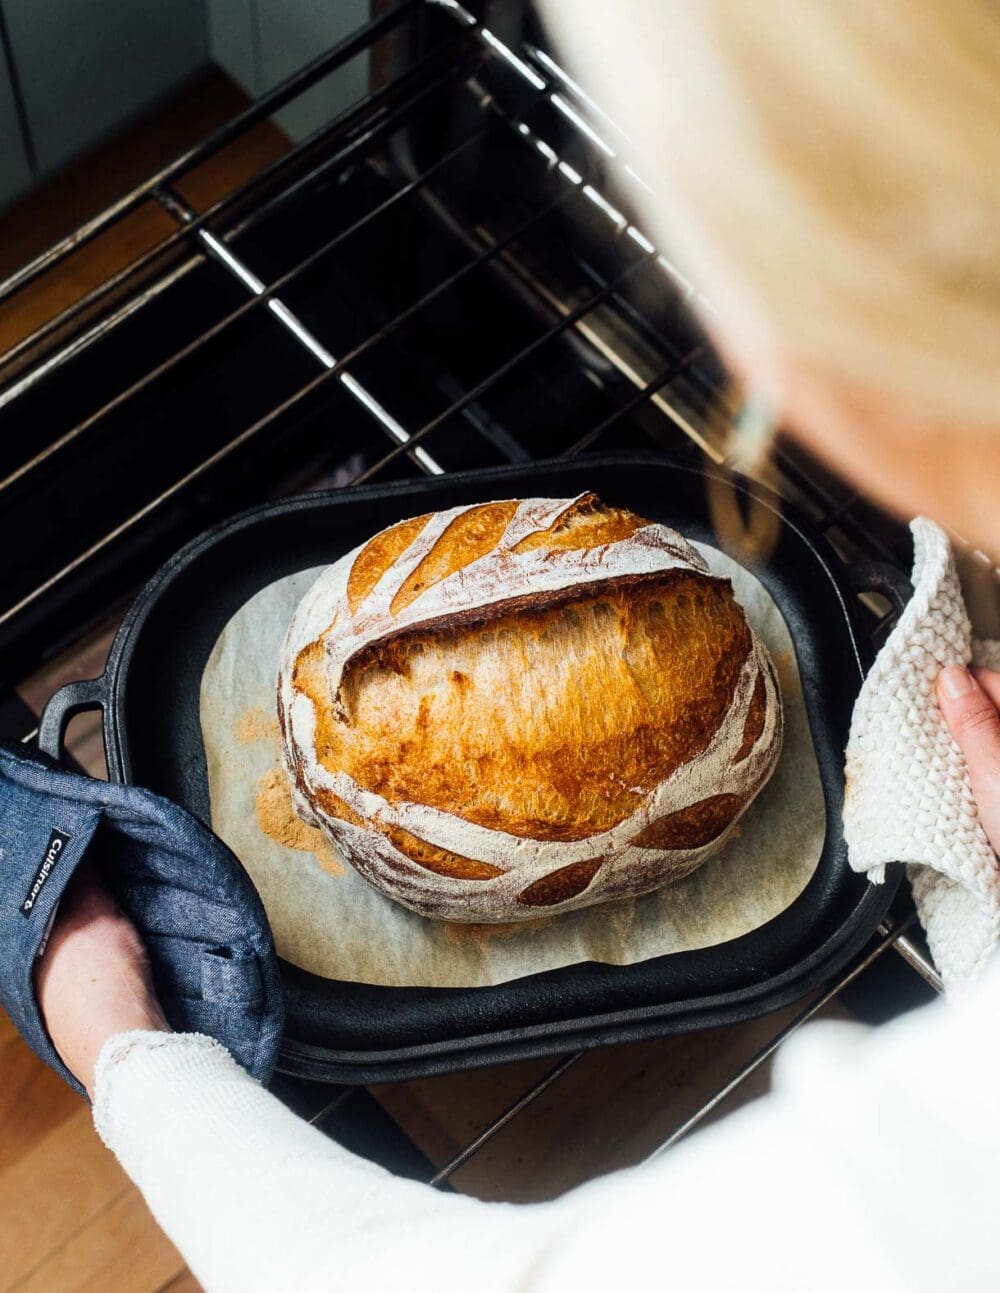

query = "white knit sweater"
[95, 961, 1000, 1293]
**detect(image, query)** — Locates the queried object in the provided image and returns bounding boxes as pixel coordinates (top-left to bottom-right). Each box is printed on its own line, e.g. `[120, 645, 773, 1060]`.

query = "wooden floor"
[0, 65, 851, 1292]
[0, 1000, 192, 1291]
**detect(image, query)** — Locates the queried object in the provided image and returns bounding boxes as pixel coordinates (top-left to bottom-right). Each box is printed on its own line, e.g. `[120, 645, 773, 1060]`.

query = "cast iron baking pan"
[40, 455, 904, 1082]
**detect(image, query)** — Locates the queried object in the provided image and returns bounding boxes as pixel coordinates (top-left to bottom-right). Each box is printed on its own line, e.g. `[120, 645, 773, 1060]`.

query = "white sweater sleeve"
[93, 954, 1000, 1293]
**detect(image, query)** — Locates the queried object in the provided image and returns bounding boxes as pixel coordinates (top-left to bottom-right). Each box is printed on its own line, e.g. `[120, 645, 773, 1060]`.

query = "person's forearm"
[93, 1032, 559, 1293]
[94, 961, 1000, 1293]
[91, 1028, 838, 1293]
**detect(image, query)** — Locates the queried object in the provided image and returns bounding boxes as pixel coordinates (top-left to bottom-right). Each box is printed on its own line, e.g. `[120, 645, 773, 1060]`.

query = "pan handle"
[846, 560, 913, 617]
[38, 676, 108, 764]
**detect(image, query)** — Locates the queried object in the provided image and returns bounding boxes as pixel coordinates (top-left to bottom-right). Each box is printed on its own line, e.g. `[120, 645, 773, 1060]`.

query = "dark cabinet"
[0, 0, 208, 201]
[3, 0, 209, 174]
[0, 1, 373, 210]
[0, 42, 31, 206]
[207, 0, 370, 140]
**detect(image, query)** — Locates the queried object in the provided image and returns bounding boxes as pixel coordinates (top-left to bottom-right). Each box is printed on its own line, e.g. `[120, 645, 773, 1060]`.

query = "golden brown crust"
[734, 671, 767, 763]
[379, 823, 506, 880]
[390, 501, 520, 615]
[295, 571, 751, 842]
[510, 492, 646, 553]
[291, 639, 327, 706]
[516, 856, 605, 906]
[347, 513, 431, 614]
[312, 786, 365, 828]
[632, 794, 744, 850]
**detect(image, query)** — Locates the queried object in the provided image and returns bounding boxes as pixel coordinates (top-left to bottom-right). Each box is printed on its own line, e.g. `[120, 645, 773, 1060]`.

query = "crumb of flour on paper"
[773, 650, 798, 695]
[236, 706, 280, 745]
[442, 893, 641, 950]
[443, 915, 556, 947]
[255, 766, 345, 877]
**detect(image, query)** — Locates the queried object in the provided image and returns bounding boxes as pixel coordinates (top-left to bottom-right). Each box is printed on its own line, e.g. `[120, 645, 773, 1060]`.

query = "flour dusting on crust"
[278, 495, 783, 921]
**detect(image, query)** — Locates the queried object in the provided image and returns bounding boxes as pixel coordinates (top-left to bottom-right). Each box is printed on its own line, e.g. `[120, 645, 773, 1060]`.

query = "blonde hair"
[542, 0, 1000, 424]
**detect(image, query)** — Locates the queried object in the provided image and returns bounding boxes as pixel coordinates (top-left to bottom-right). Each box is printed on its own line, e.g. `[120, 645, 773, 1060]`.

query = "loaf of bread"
[278, 493, 782, 922]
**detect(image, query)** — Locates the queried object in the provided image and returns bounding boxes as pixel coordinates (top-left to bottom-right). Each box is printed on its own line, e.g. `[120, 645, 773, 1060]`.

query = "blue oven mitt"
[0, 743, 284, 1096]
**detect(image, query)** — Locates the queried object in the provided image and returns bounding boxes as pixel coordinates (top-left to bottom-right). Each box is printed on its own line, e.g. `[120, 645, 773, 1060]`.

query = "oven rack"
[2, 0, 941, 1188]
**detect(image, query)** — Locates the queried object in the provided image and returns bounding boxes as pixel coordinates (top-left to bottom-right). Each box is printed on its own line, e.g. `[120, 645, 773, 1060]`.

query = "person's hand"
[33, 862, 170, 1098]
[936, 665, 1000, 854]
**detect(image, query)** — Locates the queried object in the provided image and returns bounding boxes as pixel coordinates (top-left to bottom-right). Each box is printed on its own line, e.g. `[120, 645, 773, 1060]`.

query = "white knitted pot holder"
[844, 518, 1000, 990]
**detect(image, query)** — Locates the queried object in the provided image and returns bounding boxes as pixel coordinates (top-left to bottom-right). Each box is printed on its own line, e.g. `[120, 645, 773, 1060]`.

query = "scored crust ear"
[510, 493, 645, 553]
[348, 494, 675, 621]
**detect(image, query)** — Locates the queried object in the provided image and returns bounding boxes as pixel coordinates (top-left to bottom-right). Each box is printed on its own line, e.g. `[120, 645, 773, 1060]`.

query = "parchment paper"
[200, 544, 825, 987]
